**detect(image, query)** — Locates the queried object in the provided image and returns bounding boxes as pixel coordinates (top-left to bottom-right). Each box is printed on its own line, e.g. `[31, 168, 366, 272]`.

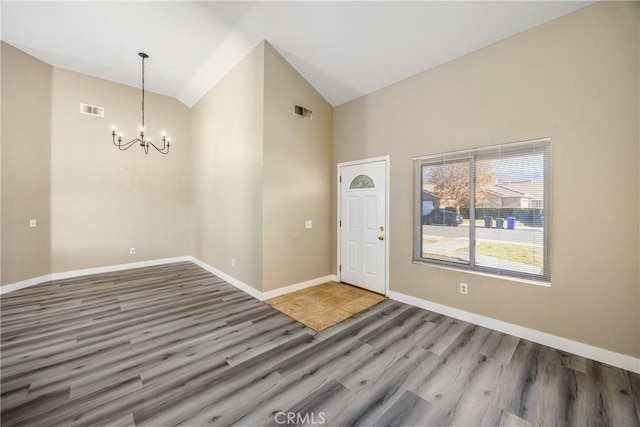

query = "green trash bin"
[495, 218, 505, 229]
[484, 216, 493, 228]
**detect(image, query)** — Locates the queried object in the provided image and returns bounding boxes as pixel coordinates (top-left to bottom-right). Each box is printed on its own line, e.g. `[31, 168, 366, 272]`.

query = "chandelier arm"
[117, 141, 141, 151]
[112, 133, 141, 151]
[146, 139, 170, 154]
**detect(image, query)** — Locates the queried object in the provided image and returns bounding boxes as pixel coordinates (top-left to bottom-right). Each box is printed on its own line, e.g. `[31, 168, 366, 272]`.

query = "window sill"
[411, 259, 551, 288]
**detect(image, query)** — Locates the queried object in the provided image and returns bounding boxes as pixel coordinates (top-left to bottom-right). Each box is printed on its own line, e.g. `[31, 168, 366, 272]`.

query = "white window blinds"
[414, 138, 551, 282]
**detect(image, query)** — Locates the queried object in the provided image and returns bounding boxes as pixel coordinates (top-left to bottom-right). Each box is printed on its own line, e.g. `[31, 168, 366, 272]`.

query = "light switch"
[305, 220, 312, 229]
[29, 219, 37, 228]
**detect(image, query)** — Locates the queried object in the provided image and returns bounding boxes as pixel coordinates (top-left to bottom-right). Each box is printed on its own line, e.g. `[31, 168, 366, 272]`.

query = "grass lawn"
[456, 242, 543, 267]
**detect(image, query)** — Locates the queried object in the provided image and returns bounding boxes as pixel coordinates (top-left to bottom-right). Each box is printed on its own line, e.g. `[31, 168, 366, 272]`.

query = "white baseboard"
[262, 275, 335, 300]
[2, 256, 336, 303]
[190, 257, 335, 302]
[387, 290, 640, 374]
[0, 273, 53, 295]
[1, 256, 191, 295]
[50, 256, 191, 281]
[188, 256, 263, 301]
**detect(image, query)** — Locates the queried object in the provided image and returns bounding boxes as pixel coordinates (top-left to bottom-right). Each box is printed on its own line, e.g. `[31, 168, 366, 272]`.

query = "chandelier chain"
[141, 54, 145, 130]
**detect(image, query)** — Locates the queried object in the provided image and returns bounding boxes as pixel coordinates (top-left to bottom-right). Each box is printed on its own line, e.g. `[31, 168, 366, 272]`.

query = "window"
[413, 138, 551, 282]
[349, 174, 375, 189]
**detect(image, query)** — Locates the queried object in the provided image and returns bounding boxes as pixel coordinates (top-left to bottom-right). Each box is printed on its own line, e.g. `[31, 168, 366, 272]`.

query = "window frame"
[413, 138, 551, 283]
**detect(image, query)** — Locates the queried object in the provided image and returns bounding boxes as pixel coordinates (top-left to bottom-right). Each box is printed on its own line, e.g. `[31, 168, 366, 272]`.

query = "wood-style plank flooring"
[1, 262, 639, 426]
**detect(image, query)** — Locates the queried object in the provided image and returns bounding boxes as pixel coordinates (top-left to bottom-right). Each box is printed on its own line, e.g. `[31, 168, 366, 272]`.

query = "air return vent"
[80, 103, 104, 117]
[294, 104, 312, 120]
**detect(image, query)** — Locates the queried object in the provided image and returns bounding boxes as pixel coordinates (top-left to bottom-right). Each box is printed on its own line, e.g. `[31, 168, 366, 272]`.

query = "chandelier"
[111, 52, 170, 155]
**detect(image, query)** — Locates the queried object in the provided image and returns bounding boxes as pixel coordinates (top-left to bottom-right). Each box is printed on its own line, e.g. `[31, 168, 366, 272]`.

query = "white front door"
[339, 159, 387, 294]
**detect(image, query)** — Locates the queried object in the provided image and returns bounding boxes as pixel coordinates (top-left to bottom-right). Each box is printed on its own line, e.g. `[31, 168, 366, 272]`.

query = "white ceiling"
[1, 1, 593, 107]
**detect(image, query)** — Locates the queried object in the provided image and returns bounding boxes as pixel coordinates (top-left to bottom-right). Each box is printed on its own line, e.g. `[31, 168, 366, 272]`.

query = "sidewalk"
[423, 237, 543, 275]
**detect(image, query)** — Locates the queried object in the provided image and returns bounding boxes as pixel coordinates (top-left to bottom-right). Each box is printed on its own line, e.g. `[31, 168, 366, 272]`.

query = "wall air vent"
[80, 103, 104, 117]
[294, 104, 312, 120]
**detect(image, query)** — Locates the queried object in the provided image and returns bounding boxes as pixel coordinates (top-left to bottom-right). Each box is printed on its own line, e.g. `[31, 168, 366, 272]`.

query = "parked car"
[423, 209, 463, 226]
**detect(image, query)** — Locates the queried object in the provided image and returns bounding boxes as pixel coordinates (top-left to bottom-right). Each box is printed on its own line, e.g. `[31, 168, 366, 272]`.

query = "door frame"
[337, 155, 390, 295]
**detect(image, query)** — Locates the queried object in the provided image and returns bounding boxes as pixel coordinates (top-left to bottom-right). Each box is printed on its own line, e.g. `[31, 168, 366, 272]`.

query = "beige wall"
[333, 2, 640, 357]
[190, 42, 333, 292]
[262, 43, 333, 291]
[1, 43, 52, 285]
[190, 42, 265, 291]
[3, 40, 333, 294]
[1, 45, 192, 284]
[49, 68, 192, 272]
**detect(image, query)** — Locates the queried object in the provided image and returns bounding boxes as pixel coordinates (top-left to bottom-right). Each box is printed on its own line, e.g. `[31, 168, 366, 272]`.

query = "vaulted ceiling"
[1, 1, 593, 107]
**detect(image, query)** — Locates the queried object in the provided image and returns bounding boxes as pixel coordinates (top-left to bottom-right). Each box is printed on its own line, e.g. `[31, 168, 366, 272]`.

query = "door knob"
[379, 226, 384, 231]
[378, 236, 384, 241]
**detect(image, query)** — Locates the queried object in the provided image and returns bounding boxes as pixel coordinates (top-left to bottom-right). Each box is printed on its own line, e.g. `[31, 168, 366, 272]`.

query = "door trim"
[337, 155, 390, 295]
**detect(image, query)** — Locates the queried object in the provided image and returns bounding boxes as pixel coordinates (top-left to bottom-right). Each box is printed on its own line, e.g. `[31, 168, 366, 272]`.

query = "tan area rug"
[265, 282, 386, 332]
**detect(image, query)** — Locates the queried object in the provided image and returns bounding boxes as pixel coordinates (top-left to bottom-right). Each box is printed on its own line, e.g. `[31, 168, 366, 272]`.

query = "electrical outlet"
[305, 220, 312, 229]
[232, 259, 235, 267]
[29, 219, 37, 228]
[460, 282, 468, 295]
[130, 247, 136, 255]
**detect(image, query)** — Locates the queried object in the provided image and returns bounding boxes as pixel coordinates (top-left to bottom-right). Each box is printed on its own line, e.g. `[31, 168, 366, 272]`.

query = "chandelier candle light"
[111, 52, 171, 155]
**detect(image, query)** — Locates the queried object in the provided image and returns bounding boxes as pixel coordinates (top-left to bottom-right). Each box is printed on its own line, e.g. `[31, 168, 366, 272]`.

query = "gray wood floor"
[1, 262, 639, 427]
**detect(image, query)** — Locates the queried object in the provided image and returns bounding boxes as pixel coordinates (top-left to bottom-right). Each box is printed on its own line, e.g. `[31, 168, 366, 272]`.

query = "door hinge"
[339, 220, 341, 227]
[339, 265, 342, 272]
[339, 176, 342, 183]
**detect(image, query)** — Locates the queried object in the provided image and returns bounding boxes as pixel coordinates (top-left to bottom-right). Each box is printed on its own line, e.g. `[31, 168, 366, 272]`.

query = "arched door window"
[349, 174, 375, 189]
